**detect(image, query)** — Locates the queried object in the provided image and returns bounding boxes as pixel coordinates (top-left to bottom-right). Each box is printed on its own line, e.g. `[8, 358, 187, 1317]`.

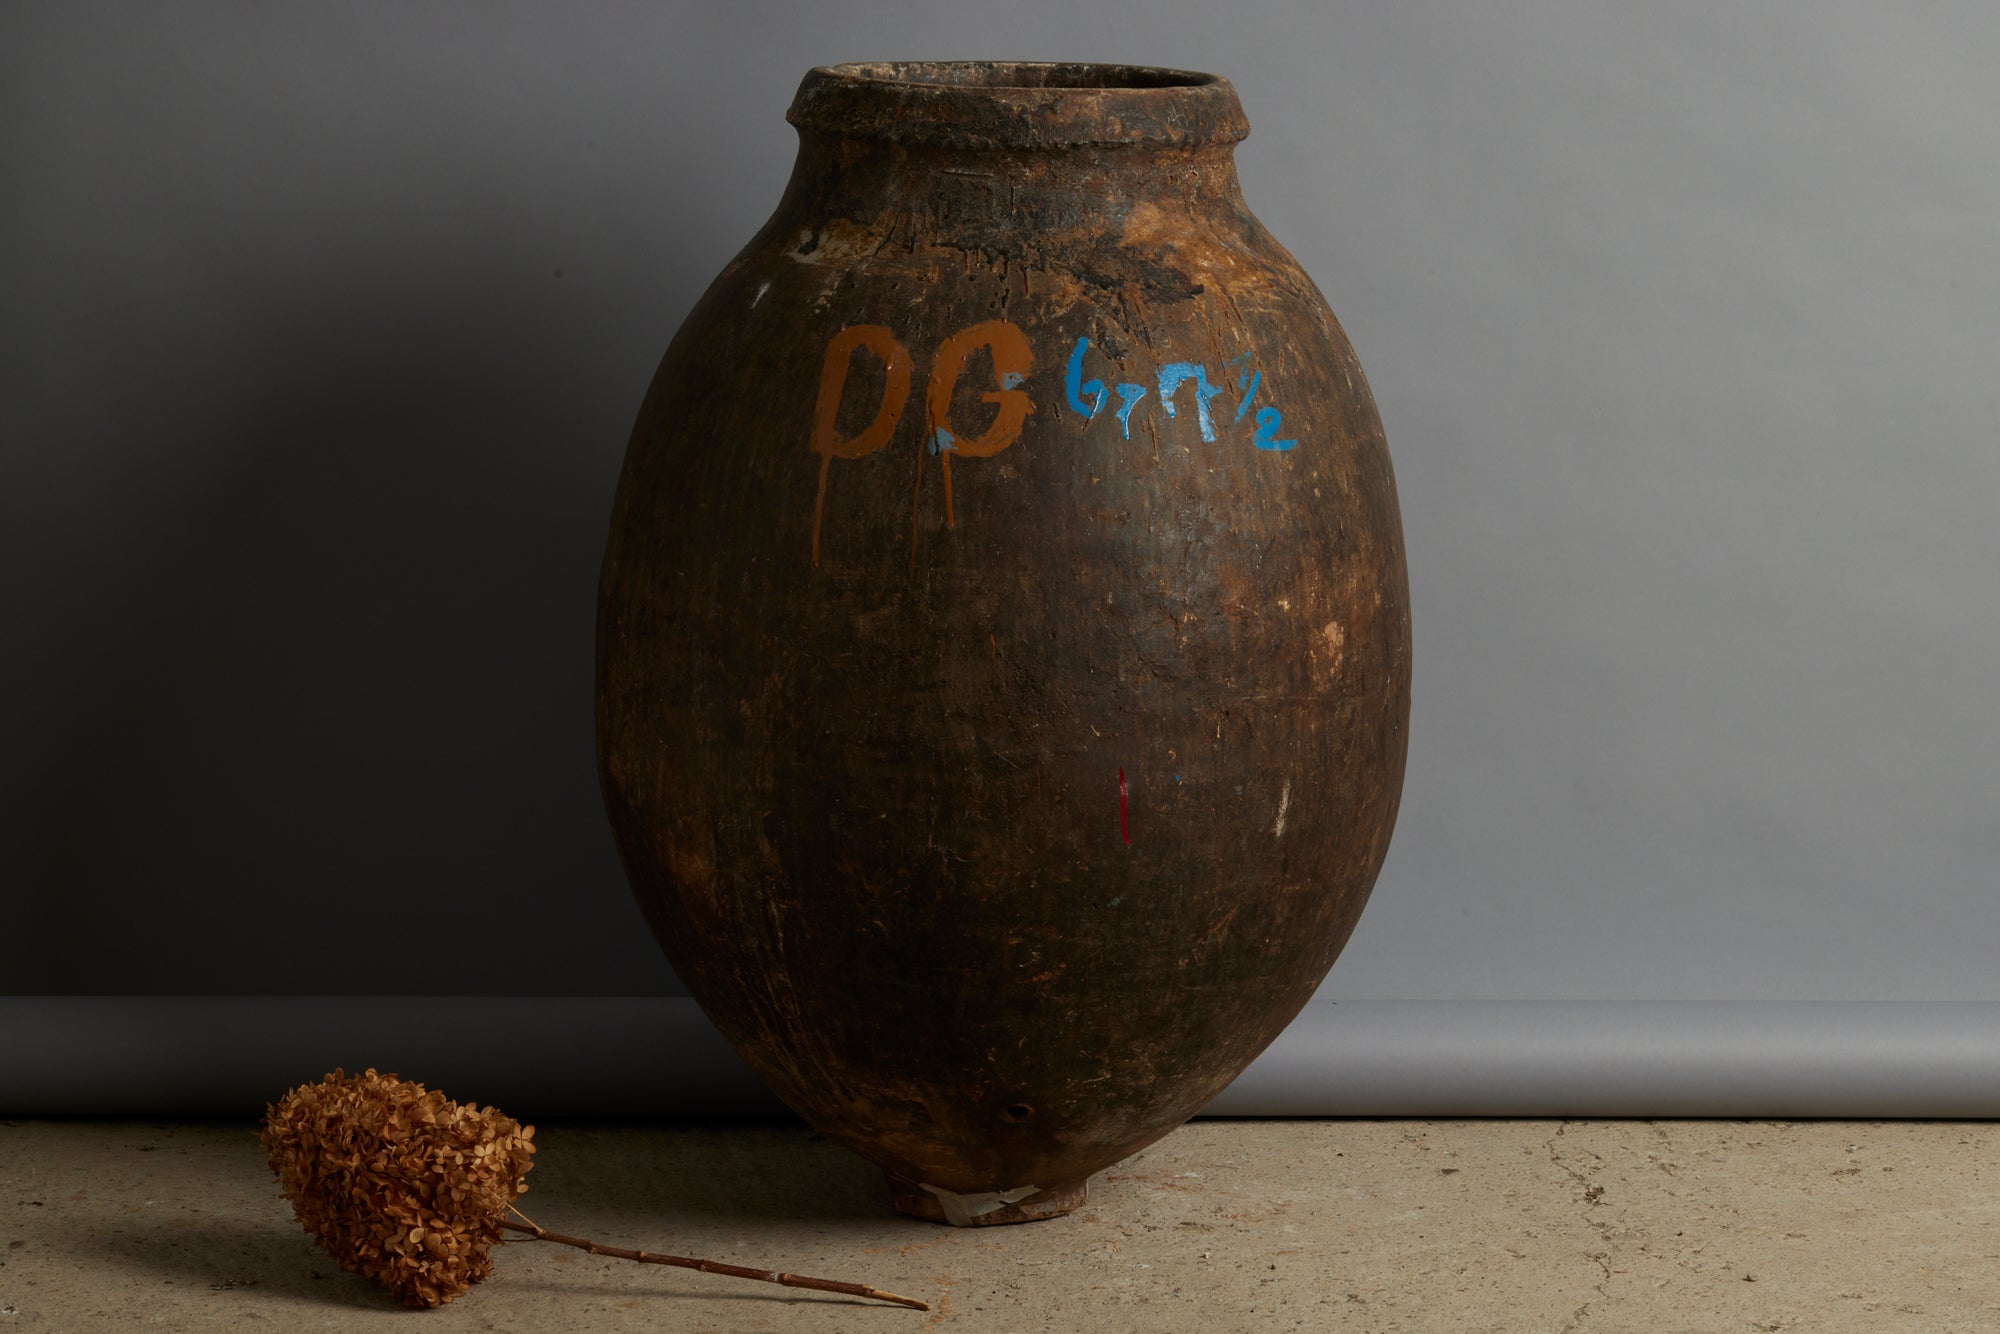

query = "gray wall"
[6, 3, 1998, 1003]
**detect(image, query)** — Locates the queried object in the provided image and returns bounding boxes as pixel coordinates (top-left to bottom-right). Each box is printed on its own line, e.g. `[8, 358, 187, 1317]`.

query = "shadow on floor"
[520, 1121, 918, 1228]
[49, 1211, 396, 1313]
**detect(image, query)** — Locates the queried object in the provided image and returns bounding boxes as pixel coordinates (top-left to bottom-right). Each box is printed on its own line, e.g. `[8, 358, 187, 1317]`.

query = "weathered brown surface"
[596, 62, 1410, 1221]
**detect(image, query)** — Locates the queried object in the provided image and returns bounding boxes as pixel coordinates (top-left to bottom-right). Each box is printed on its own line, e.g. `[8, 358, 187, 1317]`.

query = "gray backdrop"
[7, 3, 1999, 1030]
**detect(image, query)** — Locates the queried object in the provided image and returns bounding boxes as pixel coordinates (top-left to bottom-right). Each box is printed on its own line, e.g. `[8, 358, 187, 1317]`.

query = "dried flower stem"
[501, 1207, 928, 1311]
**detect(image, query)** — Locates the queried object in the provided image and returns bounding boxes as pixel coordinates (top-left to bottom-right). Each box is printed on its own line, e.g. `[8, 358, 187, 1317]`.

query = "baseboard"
[4, 997, 1997, 1118]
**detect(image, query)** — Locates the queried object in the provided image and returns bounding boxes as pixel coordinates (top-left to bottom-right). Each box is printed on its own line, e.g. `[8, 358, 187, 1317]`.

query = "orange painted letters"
[809, 318, 1035, 562]
[923, 320, 1034, 528]
[810, 324, 912, 566]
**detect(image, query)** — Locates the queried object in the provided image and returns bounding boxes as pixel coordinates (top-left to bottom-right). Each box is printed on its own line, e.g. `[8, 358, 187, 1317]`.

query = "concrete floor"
[3, 1118, 1997, 1331]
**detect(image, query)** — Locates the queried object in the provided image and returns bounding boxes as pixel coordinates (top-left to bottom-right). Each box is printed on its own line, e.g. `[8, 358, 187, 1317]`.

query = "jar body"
[598, 64, 1409, 1223]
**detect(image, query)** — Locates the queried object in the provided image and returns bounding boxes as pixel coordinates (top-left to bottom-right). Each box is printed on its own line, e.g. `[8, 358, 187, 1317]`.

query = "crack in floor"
[1548, 1121, 1618, 1334]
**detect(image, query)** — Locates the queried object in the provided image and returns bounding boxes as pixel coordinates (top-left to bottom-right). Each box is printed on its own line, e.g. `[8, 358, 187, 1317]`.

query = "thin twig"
[501, 1206, 928, 1312]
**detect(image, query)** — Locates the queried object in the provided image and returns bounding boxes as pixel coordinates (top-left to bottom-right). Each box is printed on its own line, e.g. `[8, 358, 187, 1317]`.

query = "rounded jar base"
[886, 1173, 1090, 1226]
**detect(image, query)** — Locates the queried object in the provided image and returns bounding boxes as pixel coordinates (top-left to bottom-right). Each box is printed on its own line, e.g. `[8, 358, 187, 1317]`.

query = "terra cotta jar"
[597, 61, 1409, 1225]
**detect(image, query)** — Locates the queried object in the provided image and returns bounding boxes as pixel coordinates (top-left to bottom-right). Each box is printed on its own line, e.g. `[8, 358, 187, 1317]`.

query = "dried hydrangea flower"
[262, 1068, 535, 1309]
[263, 1068, 926, 1312]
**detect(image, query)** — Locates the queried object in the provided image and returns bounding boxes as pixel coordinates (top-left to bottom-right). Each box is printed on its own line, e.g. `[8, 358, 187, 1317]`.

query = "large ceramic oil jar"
[597, 62, 1409, 1224]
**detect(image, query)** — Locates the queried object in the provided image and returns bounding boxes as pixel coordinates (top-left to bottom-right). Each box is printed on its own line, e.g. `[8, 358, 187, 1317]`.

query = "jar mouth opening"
[828, 61, 1219, 91]
[788, 61, 1249, 149]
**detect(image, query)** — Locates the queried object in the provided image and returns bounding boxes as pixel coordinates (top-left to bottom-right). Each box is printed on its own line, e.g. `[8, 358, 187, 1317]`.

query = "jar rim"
[787, 61, 1250, 150]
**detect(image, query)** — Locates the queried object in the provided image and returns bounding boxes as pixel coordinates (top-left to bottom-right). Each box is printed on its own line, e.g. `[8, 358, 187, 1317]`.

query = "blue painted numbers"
[1066, 338, 1298, 452]
[1113, 383, 1147, 439]
[1251, 406, 1297, 452]
[1064, 336, 1106, 421]
[1157, 362, 1223, 442]
[1230, 350, 1295, 450]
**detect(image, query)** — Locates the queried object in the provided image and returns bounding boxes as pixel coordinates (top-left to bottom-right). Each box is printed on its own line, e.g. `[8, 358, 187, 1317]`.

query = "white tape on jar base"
[918, 1183, 1039, 1226]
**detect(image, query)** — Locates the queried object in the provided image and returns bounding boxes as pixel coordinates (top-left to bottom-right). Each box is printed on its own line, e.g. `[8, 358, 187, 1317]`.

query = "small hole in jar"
[1002, 1103, 1035, 1123]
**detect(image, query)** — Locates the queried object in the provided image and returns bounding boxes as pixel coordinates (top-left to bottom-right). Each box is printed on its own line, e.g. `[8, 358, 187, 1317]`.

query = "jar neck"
[769, 63, 1256, 267]
[774, 132, 1249, 243]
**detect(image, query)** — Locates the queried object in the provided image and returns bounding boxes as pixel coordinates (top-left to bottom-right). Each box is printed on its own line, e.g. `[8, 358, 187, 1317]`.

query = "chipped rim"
[787, 61, 1249, 150]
